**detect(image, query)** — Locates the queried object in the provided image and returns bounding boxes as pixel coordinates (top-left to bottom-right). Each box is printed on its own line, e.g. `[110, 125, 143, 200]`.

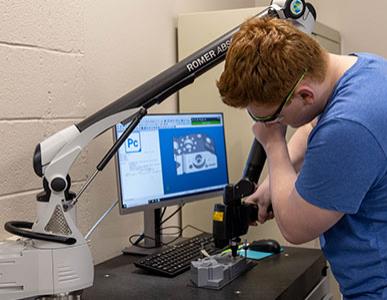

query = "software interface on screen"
[115, 113, 229, 210]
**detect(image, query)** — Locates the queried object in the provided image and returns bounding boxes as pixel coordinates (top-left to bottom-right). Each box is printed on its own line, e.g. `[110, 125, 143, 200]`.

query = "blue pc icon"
[125, 132, 141, 153]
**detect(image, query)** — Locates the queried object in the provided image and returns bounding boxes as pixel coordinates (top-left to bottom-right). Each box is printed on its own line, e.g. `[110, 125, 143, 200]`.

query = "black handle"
[243, 139, 267, 184]
[4, 221, 76, 245]
[246, 203, 273, 223]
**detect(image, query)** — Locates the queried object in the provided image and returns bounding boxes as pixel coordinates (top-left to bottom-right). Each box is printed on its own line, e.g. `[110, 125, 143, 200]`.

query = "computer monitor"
[114, 113, 229, 254]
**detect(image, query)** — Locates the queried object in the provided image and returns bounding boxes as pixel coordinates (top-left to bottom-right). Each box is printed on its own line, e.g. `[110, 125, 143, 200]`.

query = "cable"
[159, 207, 167, 220]
[181, 224, 208, 234]
[128, 223, 209, 249]
[131, 233, 145, 246]
[128, 233, 168, 249]
[159, 226, 182, 236]
[158, 224, 209, 246]
[158, 226, 182, 246]
[128, 204, 210, 249]
[159, 204, 184, 226]
[130, 206, 170, 247]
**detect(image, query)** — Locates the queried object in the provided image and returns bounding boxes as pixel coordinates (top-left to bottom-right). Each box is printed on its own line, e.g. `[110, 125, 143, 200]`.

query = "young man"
[217, 17, 387, 299]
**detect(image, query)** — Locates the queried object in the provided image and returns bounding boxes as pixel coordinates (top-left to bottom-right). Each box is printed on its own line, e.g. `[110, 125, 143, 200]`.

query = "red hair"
[217, 17, 327, 108]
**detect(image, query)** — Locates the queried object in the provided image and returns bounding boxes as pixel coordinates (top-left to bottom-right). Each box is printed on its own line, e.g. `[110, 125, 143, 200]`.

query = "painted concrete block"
[0, 120, 88, 195]
[0, 0, 84, 53]
[0, 46, 86, 119]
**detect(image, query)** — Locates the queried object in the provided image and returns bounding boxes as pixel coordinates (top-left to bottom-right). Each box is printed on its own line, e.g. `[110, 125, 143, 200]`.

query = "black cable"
[159, 204, 184, 226]
[128, 204, 184, 249]
[158, 224, 209, 246]
[159, 225, 182, 236]
[159, 207, 167, 220]
[159, 226, 182, 246]
[128, 204, 211, 249]
[128, 227, 182, 249]
[131, 233, 145, 246]
[181, 224, 208, 234]
[128, 233, 169, 249]
[130, 207, 168, 246]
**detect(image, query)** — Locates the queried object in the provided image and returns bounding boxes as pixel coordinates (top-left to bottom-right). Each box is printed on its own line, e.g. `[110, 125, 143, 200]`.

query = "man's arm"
[264, 130, 343, 244]
[287, 119, 316, 173]
[249, 119, 343, 244]
[247, 120, 316, 223]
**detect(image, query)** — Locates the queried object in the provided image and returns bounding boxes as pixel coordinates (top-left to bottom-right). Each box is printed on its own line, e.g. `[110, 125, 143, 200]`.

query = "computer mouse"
[249, 239, 281, 254]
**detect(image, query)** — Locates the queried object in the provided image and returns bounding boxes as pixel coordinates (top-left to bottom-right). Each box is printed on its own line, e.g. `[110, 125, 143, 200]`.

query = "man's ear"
[295, 85, 314, 105]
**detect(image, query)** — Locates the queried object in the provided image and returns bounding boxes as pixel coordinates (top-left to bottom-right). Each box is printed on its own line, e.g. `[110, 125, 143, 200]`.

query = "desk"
[83, 247, 327, 300]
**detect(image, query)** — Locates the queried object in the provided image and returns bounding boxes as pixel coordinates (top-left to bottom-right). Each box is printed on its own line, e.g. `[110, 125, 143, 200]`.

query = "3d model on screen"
[174, 134, 218, 175]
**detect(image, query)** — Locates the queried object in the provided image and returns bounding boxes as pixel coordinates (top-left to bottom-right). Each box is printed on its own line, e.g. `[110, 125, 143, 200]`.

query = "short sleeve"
[295, 118, 386, 213]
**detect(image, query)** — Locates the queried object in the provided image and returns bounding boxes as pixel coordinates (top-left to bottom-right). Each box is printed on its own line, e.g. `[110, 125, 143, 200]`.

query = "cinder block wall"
[0, 0, 255, 264]
[0, 0, 89, 241]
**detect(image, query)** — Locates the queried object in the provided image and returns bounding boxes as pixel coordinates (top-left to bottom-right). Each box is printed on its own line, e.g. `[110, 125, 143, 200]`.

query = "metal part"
[85, 200, 119, 240]
[191, 253, 256, 289]
[45, 205, 72, 235]
[243, 239, 248, 259]
[69, 169, 98, 209]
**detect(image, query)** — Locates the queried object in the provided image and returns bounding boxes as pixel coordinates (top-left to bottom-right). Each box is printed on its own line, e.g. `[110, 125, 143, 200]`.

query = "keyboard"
[134, 232, 222, 277]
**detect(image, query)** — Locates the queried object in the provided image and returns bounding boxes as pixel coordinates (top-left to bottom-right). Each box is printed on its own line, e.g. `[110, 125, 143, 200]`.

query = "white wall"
[0, 0, 89, 245]
[309, 0, 387, 57]
[0, 0, 255, 265]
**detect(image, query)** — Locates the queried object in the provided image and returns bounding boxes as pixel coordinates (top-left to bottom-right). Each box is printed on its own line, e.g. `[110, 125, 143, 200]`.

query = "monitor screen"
[114, 113, 229, 214]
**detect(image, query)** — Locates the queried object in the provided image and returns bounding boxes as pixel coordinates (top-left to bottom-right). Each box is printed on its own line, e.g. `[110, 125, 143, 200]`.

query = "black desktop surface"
[83, 246, 327, 300]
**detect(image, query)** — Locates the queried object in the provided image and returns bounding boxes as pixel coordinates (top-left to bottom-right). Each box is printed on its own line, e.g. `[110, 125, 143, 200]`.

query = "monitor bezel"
[113, 112, 229, 215]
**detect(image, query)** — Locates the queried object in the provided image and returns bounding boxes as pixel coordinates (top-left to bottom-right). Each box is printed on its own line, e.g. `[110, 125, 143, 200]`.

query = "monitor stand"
[122, 207, 182, 256]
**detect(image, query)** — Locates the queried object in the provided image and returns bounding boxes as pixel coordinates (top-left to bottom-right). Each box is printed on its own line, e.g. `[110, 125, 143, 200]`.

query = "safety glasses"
[247, 70, 307, 123]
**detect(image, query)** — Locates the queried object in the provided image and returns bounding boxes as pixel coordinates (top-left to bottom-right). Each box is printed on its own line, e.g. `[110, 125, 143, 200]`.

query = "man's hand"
[245, 178, 274, 224]
[247, 121, 287, 225]
[252, 121, 287, 150]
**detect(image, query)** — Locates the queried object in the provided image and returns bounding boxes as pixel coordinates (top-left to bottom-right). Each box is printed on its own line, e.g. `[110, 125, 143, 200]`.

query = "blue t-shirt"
[296, 53, 387, 299]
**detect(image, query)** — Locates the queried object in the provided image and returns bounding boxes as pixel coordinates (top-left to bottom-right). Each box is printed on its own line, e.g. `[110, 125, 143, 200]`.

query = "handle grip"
[4, 221, 76, 245]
